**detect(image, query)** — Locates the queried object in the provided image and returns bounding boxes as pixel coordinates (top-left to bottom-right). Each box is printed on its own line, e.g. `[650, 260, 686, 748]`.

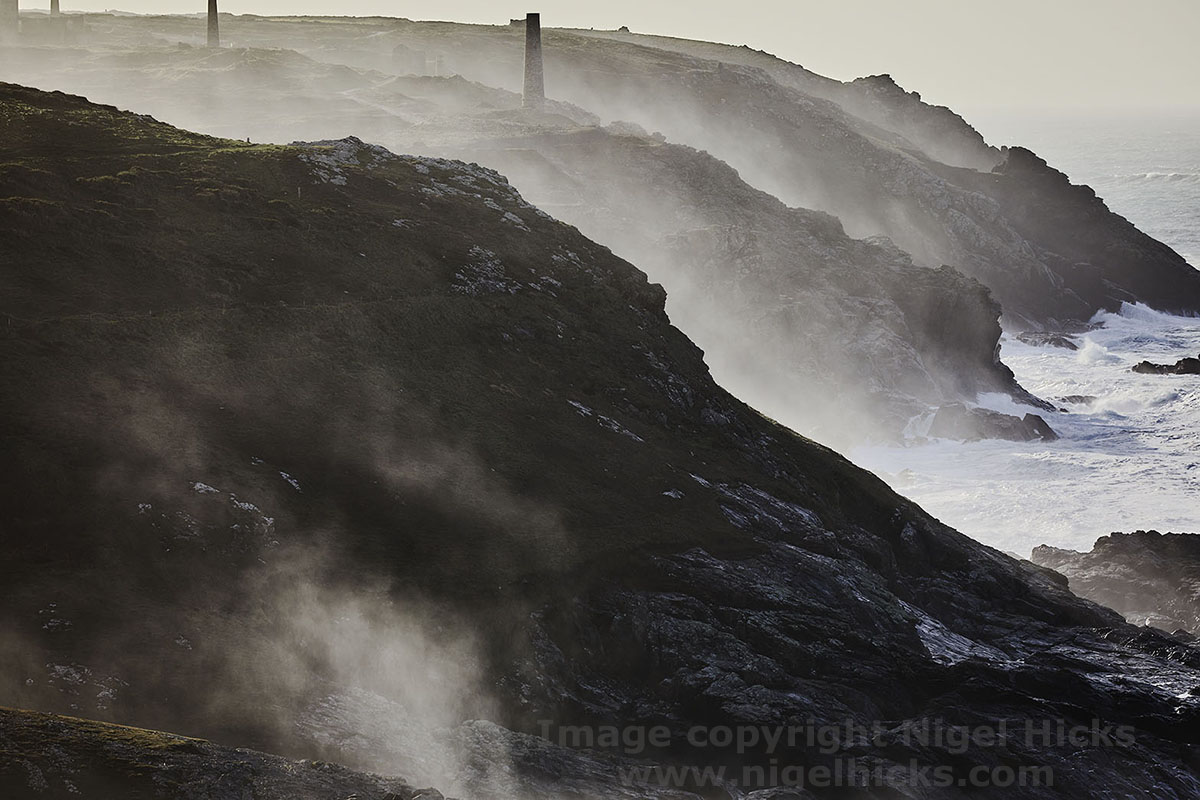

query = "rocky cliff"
[3, 84, 1200, 798]
[1032, 532, 1200, 635]
[0, 21, 1070, 441]
[11, 15, 1197, 332]
[549, 27, 1200, 326]
[451, 128, 1032, 441]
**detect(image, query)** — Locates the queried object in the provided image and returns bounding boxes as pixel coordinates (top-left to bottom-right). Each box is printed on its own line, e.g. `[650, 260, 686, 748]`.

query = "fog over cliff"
[4, 12, 1196, 445]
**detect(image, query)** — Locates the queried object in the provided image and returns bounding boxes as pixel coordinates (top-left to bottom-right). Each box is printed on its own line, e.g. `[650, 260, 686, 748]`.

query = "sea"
[851, 111, 1200, 556]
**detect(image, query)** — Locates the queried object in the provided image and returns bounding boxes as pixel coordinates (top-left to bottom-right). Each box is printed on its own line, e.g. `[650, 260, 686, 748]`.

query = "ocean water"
[850, 113, 1200, 556]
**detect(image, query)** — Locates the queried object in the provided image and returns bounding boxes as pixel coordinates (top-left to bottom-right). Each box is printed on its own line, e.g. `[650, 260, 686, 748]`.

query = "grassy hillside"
[0, 706, 419, 799]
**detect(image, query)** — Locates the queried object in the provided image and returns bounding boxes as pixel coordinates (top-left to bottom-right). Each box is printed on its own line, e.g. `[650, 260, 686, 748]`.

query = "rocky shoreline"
[1132, 354, 1200, 374]
[1032, 531, 1200, 635]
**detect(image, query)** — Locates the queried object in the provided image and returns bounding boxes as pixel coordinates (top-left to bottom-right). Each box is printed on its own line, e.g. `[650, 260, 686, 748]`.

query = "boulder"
[1131, 355, 1200, 375]
[1016, 331, 1079, 350]
[928, 403, 1059, 442]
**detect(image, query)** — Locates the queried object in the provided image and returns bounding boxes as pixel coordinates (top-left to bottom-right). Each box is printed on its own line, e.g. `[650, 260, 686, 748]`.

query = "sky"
[23, 0, 1200, 117]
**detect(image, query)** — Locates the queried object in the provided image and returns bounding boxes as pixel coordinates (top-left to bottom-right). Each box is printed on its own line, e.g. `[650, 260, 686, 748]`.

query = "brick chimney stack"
[207, 0, 220, 48]
[522, 12, 544, 109]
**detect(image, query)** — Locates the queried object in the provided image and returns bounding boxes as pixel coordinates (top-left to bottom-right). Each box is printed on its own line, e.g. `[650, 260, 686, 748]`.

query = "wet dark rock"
[928, 403, 1059, 442]
[1019, 560, 1071, 588]
[1016, 331, 1079, 350]
[1131, 355, 1200, 374]
[1032, 531, 1200, 635]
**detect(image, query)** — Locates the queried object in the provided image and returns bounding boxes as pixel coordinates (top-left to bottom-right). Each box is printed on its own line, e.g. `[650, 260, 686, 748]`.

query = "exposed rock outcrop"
[1031, 532, 1200, 635]
[928, 403, 1059, 442]
[454, 131, 1032, 441]
[1016, 331, 1079, 350]
[1132, 354, 1200, 374]
[978, 148, 1200, 321]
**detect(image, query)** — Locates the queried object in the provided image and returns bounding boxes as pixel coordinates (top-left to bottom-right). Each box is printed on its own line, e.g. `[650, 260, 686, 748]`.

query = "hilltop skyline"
[15, 0, 1200, 117]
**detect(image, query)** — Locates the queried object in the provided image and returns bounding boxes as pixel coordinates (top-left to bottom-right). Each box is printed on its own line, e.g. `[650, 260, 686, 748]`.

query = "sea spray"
[852, 304, 1200, 554]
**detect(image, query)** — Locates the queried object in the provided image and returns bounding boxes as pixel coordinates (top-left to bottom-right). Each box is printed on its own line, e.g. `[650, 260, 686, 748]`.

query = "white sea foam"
[851, 304, 1200, 556]
[1075, 337, 1121, 365]
[1117, 172, 1200, 184]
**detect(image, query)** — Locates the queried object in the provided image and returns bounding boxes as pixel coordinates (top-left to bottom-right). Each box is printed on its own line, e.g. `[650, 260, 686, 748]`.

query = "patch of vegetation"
[0, 707, 414, 798]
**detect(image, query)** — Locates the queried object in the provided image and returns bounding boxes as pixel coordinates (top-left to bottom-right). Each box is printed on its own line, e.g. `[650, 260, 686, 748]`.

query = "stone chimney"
[207, 0, 219, 48]
[522, 12, 544, 109]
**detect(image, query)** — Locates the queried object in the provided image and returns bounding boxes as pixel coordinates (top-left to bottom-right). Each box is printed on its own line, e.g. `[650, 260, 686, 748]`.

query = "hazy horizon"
[16, 1, 1200, 119]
